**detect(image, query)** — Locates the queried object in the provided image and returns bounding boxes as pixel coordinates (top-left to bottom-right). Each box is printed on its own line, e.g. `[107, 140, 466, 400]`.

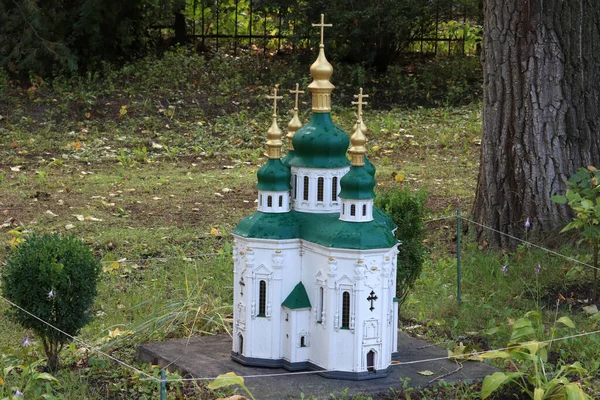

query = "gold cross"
[312, 14, 332, 46]
[266, 86, 284, 116]
[351, 88, 369, 118]
[289, 83, 305, 111]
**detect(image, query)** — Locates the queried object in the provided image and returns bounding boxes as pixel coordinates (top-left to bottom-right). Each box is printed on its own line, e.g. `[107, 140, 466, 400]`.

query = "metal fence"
[150, 0, 481, 57]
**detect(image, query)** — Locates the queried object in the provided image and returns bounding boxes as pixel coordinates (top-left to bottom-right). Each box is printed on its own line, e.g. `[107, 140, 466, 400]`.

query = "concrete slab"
[137, 333, 497, 399]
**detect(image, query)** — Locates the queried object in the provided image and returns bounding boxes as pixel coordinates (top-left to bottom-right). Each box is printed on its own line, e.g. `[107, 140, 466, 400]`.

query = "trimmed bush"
[375, 186, 427, 306]
[1, 233, 101, 371]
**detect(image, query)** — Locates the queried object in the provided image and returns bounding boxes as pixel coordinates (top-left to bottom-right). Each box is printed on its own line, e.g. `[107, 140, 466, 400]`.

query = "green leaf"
[564, 383, 588, 400]
[512, 317, 532, 330]
[556, 316, 576, 329]
[481, 372, 519, 399]
[551, 195, 567, 204]
[33, 372, 59, 383]
[581, 199, 594, 209]
[534, 387, 544, 400]
[481, 372, 508, 399]
[510, 326, 536, 342]
[208, 372, 245, 390]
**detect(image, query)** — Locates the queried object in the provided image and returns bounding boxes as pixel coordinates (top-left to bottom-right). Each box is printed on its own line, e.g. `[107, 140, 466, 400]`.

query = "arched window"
[342, 291, 350, 329]
[331, 177, 338, 201]
[300, 336, 307, 347]
[278, 196, 283, 207]
[293, 174, 297, 199]
[303, 176, 309, 201]
[317, 177, 324, 202]
[350, 204, 356, 216]
[267, 196, 272, 207]
[258, 280, 266, 317]
[259, 194, 263, 206]
[318, 287, 324, 323]
[342, 203, 345, 215]
[363, 204, 367, 216]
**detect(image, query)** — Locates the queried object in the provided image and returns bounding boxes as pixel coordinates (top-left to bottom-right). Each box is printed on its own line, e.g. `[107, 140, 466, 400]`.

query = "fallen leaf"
[85, 216, 103, 221]
[152, 196, 162, 200]
[583, 305, 598, 315]
[394, 171, 405, 183]
[417, 370, 435, 376]
[73, 214, 85, 221]
[210, 227, 220, 236]
[45, 210, 58, 217]
[10, 166, 22, 172]
[65, 224, 75, 230]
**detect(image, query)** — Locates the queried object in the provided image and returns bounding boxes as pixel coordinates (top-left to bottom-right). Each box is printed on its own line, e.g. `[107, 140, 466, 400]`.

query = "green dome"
[364, 155, 376, 177]
[281, 150, 295, 168]
[339, 166, 376, 200]
[256, 159, 291, 192]
[289, 113, 350, 169]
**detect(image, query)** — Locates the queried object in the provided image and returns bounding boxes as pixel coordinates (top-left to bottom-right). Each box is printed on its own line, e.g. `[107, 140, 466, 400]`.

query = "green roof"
[339, 166, 376, 200]
[256, 159, 291, 192]
[282, 282, 311, 309]
[364, 155, 376, 177]
[290, 113, 351, 169]
[233, 210, 396, 250]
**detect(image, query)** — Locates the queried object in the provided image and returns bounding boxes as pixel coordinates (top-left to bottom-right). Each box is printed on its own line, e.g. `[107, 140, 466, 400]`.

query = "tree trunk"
[473, 0, 600, 247]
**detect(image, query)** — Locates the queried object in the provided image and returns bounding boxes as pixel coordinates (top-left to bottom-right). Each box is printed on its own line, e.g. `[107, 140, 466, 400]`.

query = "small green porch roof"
[282, 282, 311, 309]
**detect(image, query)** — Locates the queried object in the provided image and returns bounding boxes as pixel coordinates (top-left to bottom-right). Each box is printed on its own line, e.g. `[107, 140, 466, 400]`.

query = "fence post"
[457, 209, 462, 308]
[160, 370, 167, 400]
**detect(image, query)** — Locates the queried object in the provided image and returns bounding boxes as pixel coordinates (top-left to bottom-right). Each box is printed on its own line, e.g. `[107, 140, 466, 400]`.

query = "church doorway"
[366, 350, 376, 372]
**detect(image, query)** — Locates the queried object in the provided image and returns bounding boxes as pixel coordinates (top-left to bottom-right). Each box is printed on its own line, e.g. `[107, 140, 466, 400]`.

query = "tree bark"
[473, 0, 600, 247]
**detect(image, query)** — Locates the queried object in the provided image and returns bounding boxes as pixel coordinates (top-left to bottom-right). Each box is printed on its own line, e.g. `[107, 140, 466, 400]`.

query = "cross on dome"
[352, 87, 369, 119]
[312, 14, 332, 47]
[266, 86, 284, 117]
[289, 83, 305, 111]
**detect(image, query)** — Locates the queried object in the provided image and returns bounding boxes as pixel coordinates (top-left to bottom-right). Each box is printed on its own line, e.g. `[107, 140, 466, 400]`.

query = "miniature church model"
[231, 15, 400, 380]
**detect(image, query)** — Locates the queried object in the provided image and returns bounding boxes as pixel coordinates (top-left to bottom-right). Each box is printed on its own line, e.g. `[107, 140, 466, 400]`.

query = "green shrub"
[375, 186, 427, 305]
[1, 233, 101, 371]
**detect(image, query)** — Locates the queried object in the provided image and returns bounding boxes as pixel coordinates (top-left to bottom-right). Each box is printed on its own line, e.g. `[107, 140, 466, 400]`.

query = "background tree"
[0, 0, 159, 77]
[472, 0, 600, 246]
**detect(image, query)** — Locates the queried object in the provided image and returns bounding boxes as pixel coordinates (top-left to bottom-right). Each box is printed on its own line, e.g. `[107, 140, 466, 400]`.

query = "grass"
[0, 49, 599, 399]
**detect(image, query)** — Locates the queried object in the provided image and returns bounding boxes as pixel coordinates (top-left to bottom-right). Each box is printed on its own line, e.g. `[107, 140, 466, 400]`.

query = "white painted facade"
[231, 234, 399, 377]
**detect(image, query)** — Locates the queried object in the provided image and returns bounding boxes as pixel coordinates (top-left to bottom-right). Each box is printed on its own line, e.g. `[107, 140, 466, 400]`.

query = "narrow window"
[318, 287, 324, 323]
[317, 177, 324, 202]
[267, 196, 272, 207]
[300, 336, 307, 347]
[342, 291, 350, 329]
[239, 334, 244, 354]
[259, 194, 263, 206]
[279, 195, 283, 207]
[293, 174, 297, 199]
[258, 280, 266, 316]
[331, 177, 338, 201]
[350, 204, 356, 216]
[362, 204, 367, 216]
[342, 203, 345, 215]
[303, 176, 309, 201]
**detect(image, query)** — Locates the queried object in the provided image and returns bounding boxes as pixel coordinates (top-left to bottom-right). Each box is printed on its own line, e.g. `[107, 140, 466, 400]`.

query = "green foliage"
[0, 356, 61, 399]
[302, 0, 432, 70]
[1, 234, 101, 371]
[375, 186, 427, 304]
[551, 166, 600, 299]
[208, 372, 256, 400]
[478, 312, 590, 399]
[0, 0, 156, 77]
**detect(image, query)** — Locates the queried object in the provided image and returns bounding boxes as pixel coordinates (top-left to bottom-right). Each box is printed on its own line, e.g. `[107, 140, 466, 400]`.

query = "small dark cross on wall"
[239, 276, 245, 296]
[367, 290, 378, 311]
